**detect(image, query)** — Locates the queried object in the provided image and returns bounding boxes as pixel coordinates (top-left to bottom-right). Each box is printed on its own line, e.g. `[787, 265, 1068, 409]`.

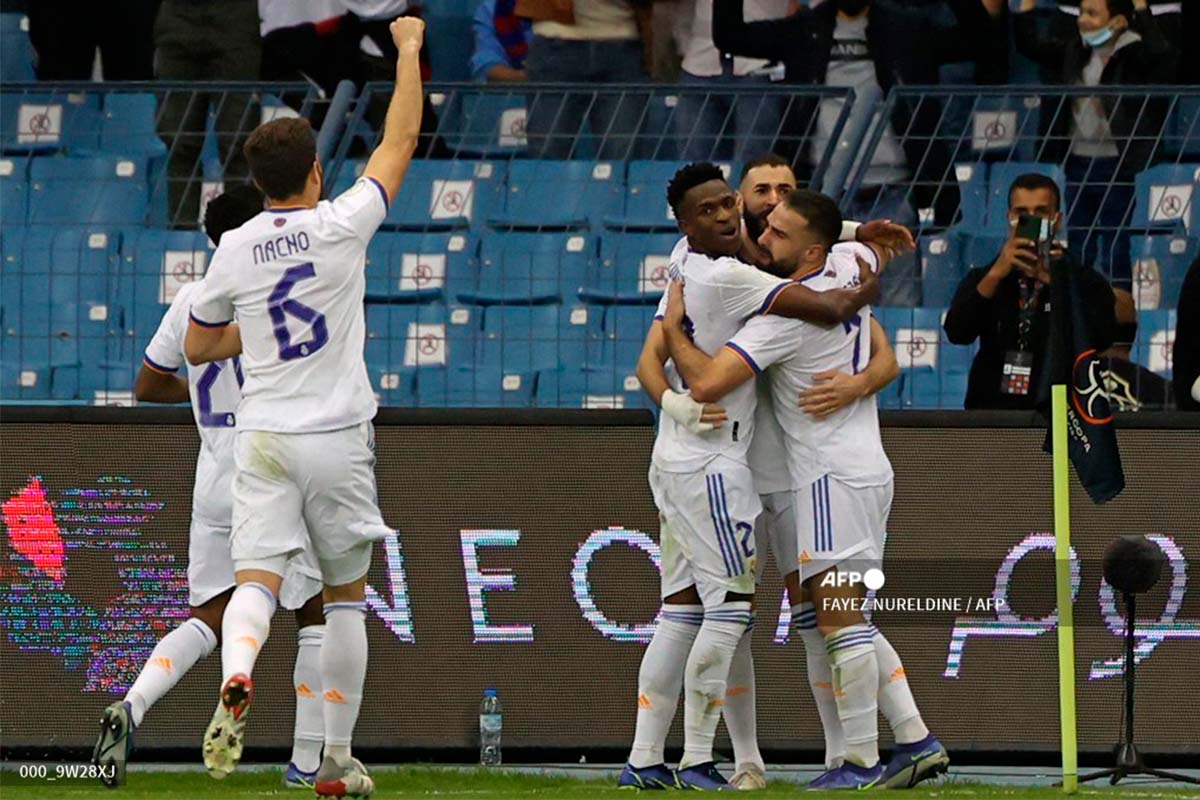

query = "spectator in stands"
[1174, 253, 1200, 411]
[1098, 292, 1172, 410]
[516, 0, 650, 159]
[1014, 0, 1177, 295]
[259, 0, 358, 98]
[943, 173, 1116, 410]
[673, 0, 789, 161]
[26, 0, 157, 81]
[712, 0, 1008, 307]
[155, 0, 261, 227]
[470, 0, 532, 82]
[1049, 1, 1181, 78]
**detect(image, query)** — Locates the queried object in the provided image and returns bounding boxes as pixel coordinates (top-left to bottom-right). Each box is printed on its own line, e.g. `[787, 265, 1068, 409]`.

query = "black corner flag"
[1038, 257, 1126, 504]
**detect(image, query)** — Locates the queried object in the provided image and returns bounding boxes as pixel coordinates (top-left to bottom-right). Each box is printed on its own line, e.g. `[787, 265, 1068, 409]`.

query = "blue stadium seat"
[365, 231, 477, 303]
[919, 233, 962, 307]
[1130, 235, 1199, 311]
[953, 162, 988, 231]
[985, 162, 1066, 234]
[438, 92, 528, 157]
[1133, 164, 1199, 234]
[606, 161, 732, 230]
[492, 160, 623, 229]
[0, 92, 101, 153]
[29, 155, 150, 226]
[333, 159, 506, 230]
[0, 337, 52, 400]
[122, 229, 211, 338]
[364, 303, 479, 405]
[417, 364, 536, 407]
[591, 303, 658, 368]
[534, 364, 651, 409]
[0, 156, 27, 225]
[464, 231, 590, 304]
[98, 94, 167, 158]
[479, 304, 588, 373]
[581, 232, 678, 304]
[0, 14, 35, 81]
[1133, 309, 1176, 379]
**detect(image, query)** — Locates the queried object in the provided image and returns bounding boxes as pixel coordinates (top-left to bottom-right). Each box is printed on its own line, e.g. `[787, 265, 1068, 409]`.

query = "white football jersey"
[144, 280, 242, 526]
[734, 243, 893, 489]
[651, 237, 793, 473]
[190, 178, 388, 433]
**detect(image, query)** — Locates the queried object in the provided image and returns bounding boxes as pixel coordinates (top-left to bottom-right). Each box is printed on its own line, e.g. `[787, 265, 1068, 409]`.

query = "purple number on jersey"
[269, 262, 329, 361]
[196, 356, 241, 428]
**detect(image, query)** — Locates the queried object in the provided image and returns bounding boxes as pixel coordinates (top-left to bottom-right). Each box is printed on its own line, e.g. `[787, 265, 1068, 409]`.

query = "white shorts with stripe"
[796, 475, 892, 584]
[754, 490, 800, 583]
[188, 516, 323, 610]
[649, 456, 760, 610]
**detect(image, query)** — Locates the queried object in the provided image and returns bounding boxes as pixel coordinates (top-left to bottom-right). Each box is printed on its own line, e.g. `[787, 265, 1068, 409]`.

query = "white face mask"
[1081, 25, 1116, 48]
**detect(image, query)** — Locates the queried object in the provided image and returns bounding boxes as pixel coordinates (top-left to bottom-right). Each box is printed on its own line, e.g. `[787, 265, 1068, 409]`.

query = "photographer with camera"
[943, 173, 1116, 410]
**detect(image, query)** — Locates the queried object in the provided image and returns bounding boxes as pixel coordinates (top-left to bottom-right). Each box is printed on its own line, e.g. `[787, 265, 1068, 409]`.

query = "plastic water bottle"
[479, 689, 502, 765]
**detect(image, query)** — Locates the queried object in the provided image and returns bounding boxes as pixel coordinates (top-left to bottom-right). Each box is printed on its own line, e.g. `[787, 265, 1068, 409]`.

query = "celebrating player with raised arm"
[90, 187, 326, 791]
[183, 16, 425, 798]
[661, 190, 948, 791]
[620, 163, 880, 791]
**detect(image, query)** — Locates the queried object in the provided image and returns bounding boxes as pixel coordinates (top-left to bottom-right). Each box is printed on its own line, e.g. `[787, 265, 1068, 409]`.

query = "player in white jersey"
[89, 188, 325, 790]
[183, 17, 425, 797]
[619, 163, 882, 791]
[661, 190, 947, 791]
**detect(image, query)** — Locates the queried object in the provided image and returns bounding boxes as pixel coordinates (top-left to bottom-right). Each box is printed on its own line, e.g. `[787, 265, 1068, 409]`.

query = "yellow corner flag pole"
[1052, 384, 1078, 793]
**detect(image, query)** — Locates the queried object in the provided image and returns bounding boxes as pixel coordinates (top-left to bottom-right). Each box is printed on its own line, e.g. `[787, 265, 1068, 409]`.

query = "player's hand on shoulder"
[800, 370, 867, 418]
[856, 218, 915, 257]
[855, 256, 881, 302]
[390, 16, 425, 54]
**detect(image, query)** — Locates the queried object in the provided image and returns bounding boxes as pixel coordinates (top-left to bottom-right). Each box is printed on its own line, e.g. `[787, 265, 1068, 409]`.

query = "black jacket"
[943, 258, 1116, 410]
[1173, 254, 1200, 411]
[712, 0, 1007, 223]
[1013, 8, 1177, 180]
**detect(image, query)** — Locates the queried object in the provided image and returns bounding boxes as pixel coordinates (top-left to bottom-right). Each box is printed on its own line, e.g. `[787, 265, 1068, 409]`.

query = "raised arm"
[362, 17, 426, 204]
[799, 317, 898, 417]
[1012, 0, 1072, 70]
[768, 256, 881, 327]
[712, 0, 812, 63]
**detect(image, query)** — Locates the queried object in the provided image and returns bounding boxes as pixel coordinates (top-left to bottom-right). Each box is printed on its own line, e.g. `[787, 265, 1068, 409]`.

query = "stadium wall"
[1, 408, 1197, 758]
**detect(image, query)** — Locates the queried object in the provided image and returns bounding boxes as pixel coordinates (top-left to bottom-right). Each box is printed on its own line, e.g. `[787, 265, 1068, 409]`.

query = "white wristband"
[661, 389, 714, 434]
[840, 220, 862, 242]
[1191, 375, 1200, 404]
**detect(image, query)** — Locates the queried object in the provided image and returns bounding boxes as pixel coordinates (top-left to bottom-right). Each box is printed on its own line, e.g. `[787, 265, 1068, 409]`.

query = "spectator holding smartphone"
[943, 173, 1116, 410]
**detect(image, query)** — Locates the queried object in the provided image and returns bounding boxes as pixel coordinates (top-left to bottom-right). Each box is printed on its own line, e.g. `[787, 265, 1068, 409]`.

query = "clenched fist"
[390, 16, 425, 54]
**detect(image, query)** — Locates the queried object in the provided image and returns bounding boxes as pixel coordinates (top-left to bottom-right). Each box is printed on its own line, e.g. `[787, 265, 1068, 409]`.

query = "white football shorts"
[754, 490, 800, 584]
[231, 421, 393, 587]
[188, 516, 323, 610]
[649, 456, 761, 610]
[796, 474, 892, 584]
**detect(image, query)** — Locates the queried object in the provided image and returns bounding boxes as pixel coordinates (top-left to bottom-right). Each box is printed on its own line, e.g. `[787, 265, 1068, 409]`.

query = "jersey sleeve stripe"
[365, 176, 390, 211]
[142, 355, 180, 374]
[758, 280, 797, 315]
[654, 314, 664, 321]
[189, 312, 231, 328]
[725, 342, 762, 374]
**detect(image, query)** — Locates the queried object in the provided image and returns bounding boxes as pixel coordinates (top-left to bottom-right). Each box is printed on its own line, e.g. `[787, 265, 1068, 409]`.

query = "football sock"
[628, 604, 702, 768]
[321, 602, 368, 765]
[290, 624, 326, 773]
[873, 628, 929, 745]
[826, 624, 880, 768]
[793, 602, 845, 769]
[681, 601, 752, 769]
[723, 621, 765, 772]
[221, 582, 277, 684]
[126, 617, 217, 727]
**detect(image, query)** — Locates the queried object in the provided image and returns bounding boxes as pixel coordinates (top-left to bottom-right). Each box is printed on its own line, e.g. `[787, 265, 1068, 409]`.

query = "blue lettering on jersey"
[253, 231, 311, 265]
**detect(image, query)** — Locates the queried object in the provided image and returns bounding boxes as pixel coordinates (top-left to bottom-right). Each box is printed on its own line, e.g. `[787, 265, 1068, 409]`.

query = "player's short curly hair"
[784, 189, 843, 249]
[243, 117, 317, 201]
[666, 162, 727, 219]
[204, 184, 264, 246]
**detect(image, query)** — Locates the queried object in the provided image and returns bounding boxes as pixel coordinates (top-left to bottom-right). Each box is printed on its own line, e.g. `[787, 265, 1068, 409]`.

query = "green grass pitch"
[2, 767, 1197, 799]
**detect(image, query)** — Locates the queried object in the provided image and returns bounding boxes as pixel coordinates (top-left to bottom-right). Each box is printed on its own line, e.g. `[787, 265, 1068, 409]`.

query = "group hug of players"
[83, 15, 945, 800]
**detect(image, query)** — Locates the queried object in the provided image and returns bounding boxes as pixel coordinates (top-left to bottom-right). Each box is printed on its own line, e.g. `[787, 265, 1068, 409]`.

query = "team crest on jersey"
[274, 217, 286, 227]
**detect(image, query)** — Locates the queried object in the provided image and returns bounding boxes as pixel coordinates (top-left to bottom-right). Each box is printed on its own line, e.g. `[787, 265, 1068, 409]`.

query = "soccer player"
[660, 189, 948, 791]
[183, 16, 425, 797]
[90, 186, 326, 790]
[619, 163, 878, 791]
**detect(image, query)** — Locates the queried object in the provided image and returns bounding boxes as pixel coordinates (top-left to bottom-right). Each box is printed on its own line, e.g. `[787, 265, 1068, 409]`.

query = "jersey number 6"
[269, 262, 329, 361]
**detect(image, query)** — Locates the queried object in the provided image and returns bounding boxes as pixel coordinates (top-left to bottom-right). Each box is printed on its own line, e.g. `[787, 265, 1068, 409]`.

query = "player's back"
[652, 238, 791, 473]
[192, 179, 388, 434]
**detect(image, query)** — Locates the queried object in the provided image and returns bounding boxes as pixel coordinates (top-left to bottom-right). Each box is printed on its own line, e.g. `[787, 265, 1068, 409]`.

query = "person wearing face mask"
[943, 173, 1116, 410]
[1014, 0, 1176, 302]
[711, 0, 1008, 307]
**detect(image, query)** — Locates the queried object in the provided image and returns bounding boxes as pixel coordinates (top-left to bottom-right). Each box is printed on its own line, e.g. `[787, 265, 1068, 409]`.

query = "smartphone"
[1015, 214, 1051, 260]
